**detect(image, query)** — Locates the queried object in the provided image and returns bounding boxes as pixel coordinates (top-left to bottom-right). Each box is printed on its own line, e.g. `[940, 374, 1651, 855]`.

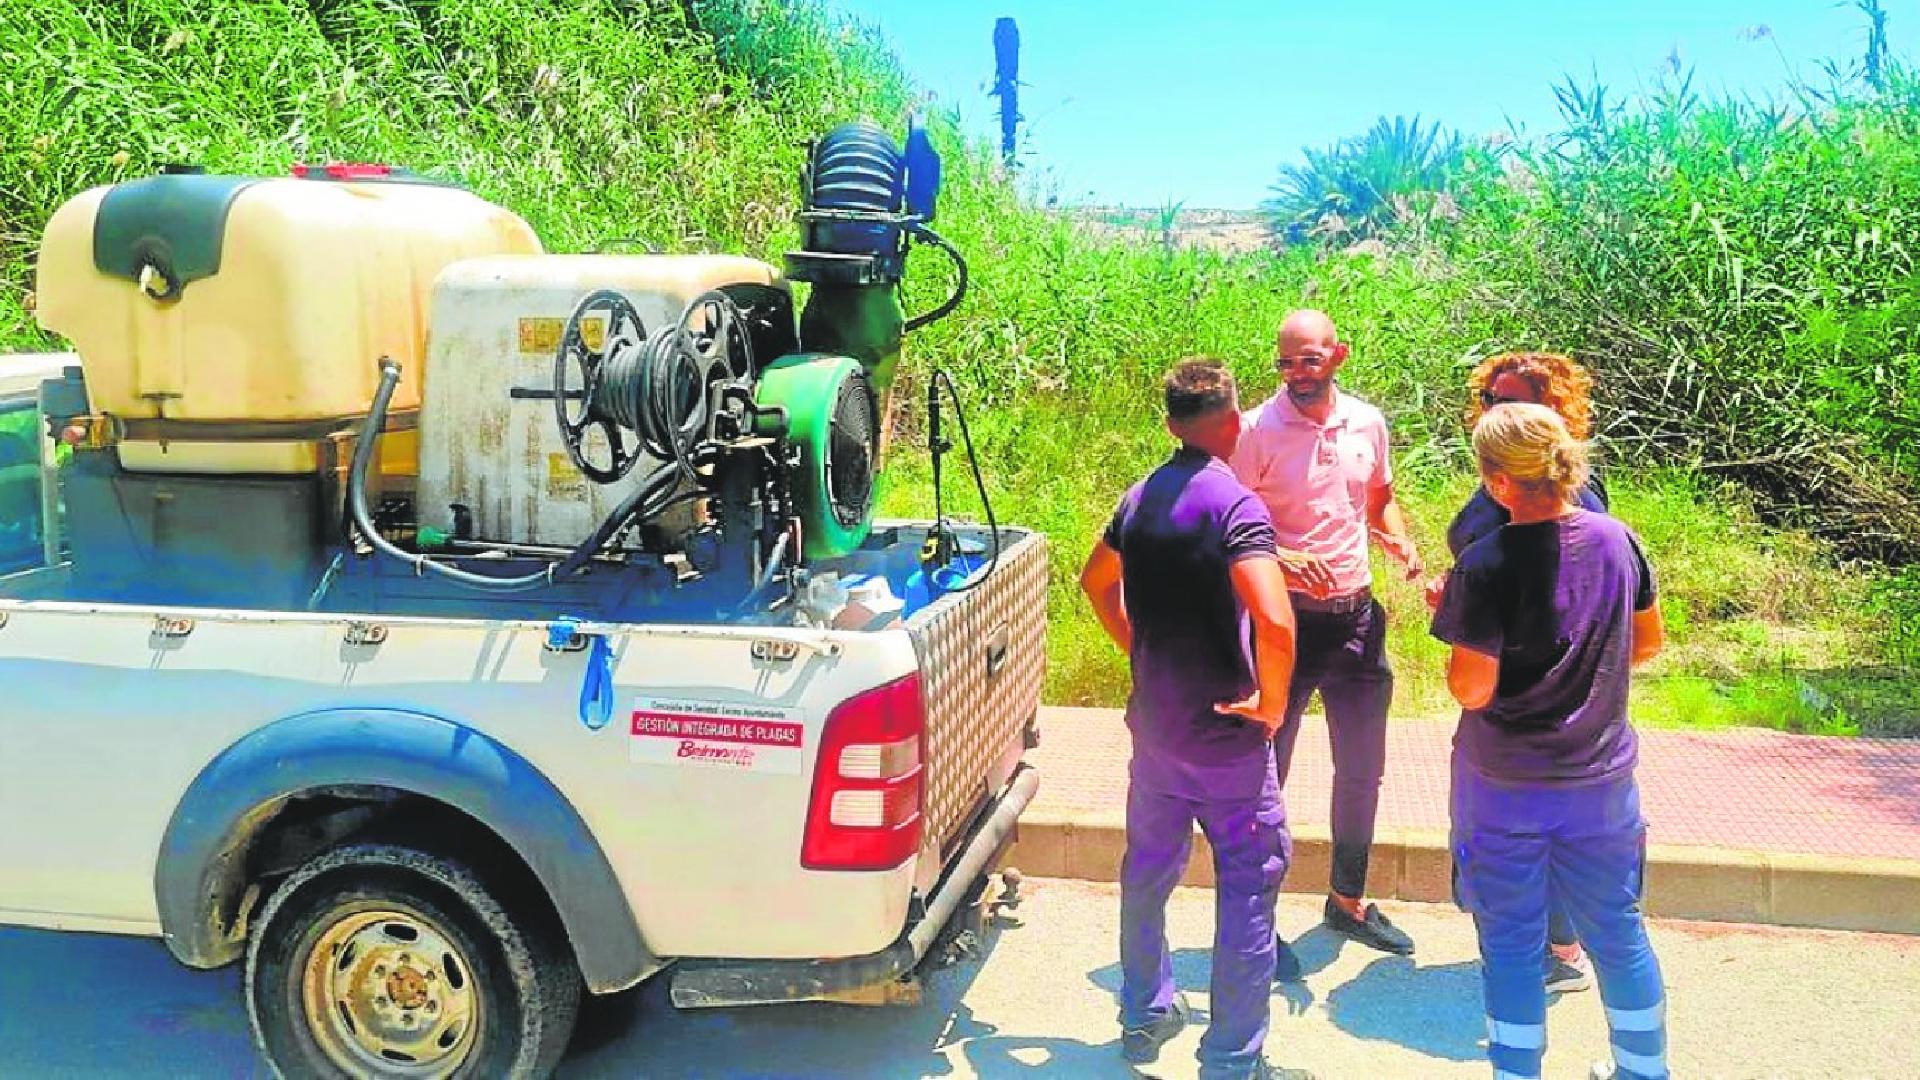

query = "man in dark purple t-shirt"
[1081, 358, 1298, 1080]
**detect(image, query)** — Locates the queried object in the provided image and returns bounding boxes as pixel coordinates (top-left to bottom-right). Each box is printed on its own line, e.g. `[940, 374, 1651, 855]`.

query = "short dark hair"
[1164, 358, 1237, 422]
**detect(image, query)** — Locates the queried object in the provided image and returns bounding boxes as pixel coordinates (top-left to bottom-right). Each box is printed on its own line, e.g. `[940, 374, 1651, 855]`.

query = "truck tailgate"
[904, 527, 1048, 854]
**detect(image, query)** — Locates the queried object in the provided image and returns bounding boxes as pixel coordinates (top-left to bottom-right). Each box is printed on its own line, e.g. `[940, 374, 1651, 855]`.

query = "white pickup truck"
[1, 123, 1046, 1078]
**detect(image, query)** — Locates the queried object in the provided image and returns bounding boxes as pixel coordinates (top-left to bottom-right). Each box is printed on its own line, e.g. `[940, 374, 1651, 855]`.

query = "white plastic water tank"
[415, 254, 784, 548]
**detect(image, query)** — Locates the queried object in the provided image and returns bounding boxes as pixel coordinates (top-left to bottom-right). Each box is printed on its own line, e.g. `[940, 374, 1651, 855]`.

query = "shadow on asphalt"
[1082, 923, 1347, 1011]
[1080, 925, 1494, 1067]
[560, 906, 1125, 1078]
[1322, 955, 1484, 1062]
[1, 900, 1118, 1079]
[0, 927, 265, 1078]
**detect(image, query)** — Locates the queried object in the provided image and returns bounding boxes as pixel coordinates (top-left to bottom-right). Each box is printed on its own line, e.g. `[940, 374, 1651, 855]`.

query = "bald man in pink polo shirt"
[1230, 309, 1425, 965]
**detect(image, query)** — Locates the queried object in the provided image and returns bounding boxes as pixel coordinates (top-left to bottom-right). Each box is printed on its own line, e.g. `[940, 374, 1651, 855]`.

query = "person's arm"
[1364, 420, 1421, 579]
[1631, 604, 1664, 668]
[1367, 482, 1424, 580]
[1626, 526, 1662, 668]
[1079, 540, 1131, 654]
[1215, 556, 1297, 736]
[1447, 645, 1499, 709]
[1431, 559, 1503, 709]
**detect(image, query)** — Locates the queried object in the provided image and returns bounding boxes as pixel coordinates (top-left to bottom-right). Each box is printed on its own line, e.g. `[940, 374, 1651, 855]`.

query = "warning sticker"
[519, 315, 604, 354]
[630, 698, 807, 774]
[546, 452, 587, 500]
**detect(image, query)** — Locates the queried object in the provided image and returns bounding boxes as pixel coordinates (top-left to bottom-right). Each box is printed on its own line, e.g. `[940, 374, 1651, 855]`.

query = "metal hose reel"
[549, 277, 885, 564]
[552, 288, 754, 484]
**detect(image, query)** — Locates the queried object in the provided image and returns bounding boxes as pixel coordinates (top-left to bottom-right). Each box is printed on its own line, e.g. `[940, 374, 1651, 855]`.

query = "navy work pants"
[1452, 762, 1668, 1080]
[1120, 758, 1290, 1079]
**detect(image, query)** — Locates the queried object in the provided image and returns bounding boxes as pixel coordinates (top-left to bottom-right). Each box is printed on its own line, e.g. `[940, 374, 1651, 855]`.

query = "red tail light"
[801, 674, 926, 871]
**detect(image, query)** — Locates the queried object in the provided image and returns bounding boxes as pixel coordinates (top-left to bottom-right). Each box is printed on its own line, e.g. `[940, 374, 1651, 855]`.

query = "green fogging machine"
[30, 121, 986, 617]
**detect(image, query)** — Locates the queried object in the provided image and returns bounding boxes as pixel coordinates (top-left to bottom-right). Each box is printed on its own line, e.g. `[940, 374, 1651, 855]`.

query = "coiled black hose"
[590, 289, 750, 485]
[904, 222, 968, 333]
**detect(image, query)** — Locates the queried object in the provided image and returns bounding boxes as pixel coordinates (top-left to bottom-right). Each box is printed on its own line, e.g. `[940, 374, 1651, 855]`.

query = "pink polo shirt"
[1229, 389, 1393, 595]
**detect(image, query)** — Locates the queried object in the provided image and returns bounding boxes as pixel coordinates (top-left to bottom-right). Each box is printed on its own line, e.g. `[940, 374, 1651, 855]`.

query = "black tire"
[245, 843, 582, 1079]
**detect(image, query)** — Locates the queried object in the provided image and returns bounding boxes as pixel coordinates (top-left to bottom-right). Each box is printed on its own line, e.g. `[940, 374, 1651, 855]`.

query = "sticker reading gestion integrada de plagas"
[629, 697, 806, 774]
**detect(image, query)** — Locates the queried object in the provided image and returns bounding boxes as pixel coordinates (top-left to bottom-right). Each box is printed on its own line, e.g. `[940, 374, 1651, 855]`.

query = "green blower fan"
[752, 117, 963, 564]
[755, 354, 879, 560]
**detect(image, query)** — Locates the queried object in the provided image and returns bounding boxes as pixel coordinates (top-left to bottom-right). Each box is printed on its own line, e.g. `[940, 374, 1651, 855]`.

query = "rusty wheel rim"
[299, 908, 482, 1078]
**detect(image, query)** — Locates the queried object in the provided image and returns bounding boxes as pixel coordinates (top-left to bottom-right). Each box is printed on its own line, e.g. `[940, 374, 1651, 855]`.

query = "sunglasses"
[1479, 389, 1532, 408]
[1276, 353, 1335, 371]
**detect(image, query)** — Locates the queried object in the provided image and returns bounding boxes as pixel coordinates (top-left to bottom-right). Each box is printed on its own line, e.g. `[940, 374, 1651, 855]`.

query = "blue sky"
[827, 0, 1915, 210]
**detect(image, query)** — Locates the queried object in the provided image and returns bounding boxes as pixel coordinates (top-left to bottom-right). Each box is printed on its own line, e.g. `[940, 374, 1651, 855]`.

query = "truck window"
[0, 398, 45, 574]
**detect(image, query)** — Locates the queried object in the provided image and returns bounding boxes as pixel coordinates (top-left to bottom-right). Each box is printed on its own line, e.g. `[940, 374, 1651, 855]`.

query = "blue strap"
[547, 616, 582, 651]
[550, 617, 616, 731]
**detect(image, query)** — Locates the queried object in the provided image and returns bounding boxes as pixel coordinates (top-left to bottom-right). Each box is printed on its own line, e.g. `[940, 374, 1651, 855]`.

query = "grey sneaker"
[1120, 994, 1191, 1065]
[1545, 950, 1593, 994]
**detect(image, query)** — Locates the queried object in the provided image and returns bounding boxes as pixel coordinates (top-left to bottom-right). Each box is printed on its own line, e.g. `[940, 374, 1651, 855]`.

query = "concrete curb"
[1005, 813, 1920, 935]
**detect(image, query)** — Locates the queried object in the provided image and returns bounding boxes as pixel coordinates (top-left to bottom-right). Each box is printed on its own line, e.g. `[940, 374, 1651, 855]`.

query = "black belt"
[1290, 588, 1372, 615]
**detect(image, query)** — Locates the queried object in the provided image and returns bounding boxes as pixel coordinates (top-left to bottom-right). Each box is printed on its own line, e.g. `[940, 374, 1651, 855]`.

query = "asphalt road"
[3, 879, 1917, 1078]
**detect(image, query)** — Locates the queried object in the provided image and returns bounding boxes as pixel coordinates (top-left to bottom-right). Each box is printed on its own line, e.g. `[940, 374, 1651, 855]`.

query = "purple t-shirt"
[1105, 447, 1279, 797]
[1430, 510, 1657, 786]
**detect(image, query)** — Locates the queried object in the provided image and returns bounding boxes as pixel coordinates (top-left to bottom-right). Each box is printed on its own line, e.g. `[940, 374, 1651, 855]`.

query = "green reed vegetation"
[1, 0, 1914, 734]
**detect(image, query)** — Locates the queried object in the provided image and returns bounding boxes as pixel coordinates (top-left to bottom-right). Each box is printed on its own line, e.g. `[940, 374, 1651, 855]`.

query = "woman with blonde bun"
[1430, 404, 1669, 1080]
[1432, 351, 1611, 994]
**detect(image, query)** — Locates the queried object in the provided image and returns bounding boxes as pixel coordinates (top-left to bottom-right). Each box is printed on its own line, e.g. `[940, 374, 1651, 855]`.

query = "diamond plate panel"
[907, 529, 1048, 850]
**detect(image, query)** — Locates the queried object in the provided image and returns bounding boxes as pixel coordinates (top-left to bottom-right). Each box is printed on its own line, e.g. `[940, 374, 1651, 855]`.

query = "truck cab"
[0, 354, 63, 575]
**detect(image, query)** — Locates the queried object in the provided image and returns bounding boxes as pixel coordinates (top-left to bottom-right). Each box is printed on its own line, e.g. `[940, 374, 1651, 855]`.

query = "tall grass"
[0, 0, 915, 345]
[1440, 66, 1920, 559]
[0, 0, 1911, 732]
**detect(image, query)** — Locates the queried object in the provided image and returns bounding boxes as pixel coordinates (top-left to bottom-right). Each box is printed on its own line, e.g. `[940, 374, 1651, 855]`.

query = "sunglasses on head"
[1479, 389, 1531, 408]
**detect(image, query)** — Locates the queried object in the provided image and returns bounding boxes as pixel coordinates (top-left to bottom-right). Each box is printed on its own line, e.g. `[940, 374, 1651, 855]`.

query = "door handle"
[985, 622, 1010, 677]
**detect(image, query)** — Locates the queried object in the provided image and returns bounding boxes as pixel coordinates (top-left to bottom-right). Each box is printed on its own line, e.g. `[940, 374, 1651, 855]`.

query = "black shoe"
[1323, 897, 1414, 955]
[1120, 994, 1191, 1065]
[1273, 934, 1303, 983]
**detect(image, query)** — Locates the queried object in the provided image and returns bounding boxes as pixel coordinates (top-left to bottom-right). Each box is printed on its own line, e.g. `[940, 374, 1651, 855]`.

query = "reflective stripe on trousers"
[1452, 760, 1669, 1080]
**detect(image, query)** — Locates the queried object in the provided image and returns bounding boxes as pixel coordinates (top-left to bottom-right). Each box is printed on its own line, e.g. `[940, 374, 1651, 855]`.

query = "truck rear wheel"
[245, 843, 581, 1079]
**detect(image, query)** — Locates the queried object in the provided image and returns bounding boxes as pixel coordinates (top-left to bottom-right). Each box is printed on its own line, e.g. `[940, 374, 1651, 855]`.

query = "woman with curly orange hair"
[1447, 352, 1608, 557]
[1433, 351, 1613, 999]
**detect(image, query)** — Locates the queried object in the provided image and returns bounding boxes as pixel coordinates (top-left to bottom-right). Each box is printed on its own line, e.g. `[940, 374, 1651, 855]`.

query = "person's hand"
[1215, 693, 1287, 738]
[1276, 548, 1337, 598]
[1423, 573, 1447, 613]
[1372, 529, 1423, 581]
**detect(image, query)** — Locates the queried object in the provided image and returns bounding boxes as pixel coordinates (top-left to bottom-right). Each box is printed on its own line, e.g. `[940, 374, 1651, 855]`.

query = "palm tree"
[1262, 115, 1464, 244]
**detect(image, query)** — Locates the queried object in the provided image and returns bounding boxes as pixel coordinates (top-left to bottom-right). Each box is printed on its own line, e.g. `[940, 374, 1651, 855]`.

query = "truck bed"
[0, 521, 1045, 969]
